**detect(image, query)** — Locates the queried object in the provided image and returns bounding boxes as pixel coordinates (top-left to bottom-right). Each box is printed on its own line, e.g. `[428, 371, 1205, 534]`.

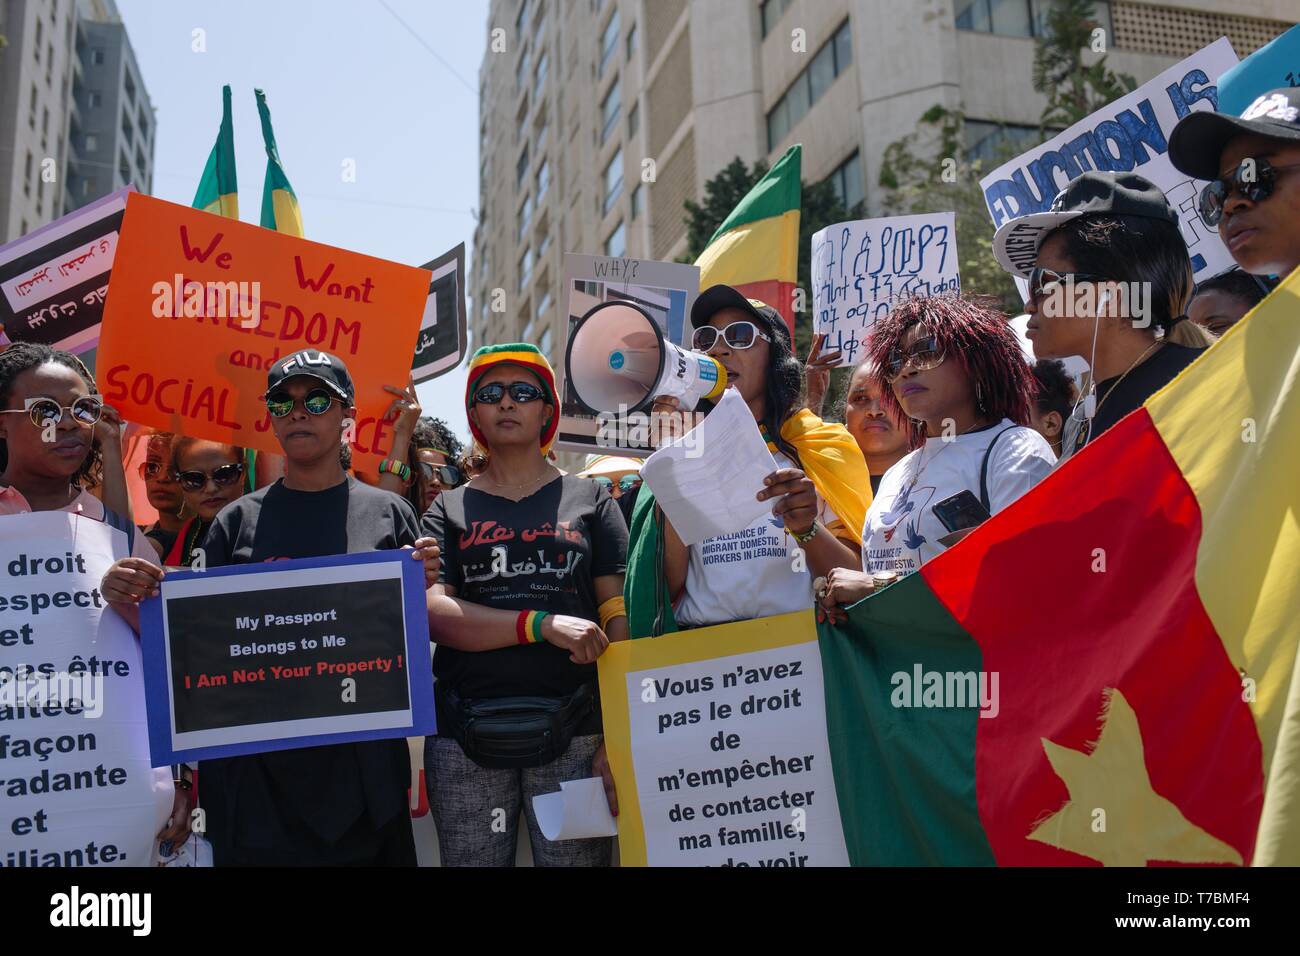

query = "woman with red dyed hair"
[818, 295, 1055, 619]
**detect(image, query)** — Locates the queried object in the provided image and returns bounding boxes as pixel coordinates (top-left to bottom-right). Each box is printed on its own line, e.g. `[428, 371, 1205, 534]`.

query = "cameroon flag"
[255, 89, 303, 237]
[695, 145, 801, 336]
[821, 267, 1300, 866]
[192, 85, 239, 219]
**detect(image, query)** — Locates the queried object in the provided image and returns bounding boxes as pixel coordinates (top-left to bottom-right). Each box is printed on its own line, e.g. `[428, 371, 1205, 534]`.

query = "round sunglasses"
[593, 474, 641, 493]
[1199, 158, 1300, 227]
[884, 335, 947, 382]
[175, 461, 245, 493]
[266, 388, 335, 418]
[0, 396, 103, 429]
[472, 382, 545, 405]
[139, 460, 175, 482]
[692, 321, 772, 353]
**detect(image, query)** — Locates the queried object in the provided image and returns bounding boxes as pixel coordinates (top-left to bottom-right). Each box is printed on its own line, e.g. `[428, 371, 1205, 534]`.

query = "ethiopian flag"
[192, 85, 239, 219]
[822, 267, 1300, 866]
[695, 145, 801, 335]
[255, 88, 304, 237]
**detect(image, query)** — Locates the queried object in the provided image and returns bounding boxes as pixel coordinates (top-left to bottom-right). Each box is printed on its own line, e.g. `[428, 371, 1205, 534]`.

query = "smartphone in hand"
[932, 490, 991, 545]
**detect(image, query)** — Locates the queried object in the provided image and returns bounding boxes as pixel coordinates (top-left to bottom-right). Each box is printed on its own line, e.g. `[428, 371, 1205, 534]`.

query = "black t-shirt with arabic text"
[422, 474, 628, 712]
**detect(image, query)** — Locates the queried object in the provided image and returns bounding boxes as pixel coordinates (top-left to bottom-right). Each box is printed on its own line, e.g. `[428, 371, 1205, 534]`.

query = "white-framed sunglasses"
[691, 321, 773, 352]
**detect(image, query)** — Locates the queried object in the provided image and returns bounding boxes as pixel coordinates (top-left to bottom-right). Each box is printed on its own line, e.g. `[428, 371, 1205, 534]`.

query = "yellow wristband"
[598, 596, 626, 632]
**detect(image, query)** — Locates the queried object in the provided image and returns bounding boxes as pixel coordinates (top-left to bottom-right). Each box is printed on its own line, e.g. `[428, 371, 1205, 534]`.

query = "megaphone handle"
[649, 395, 686, 413]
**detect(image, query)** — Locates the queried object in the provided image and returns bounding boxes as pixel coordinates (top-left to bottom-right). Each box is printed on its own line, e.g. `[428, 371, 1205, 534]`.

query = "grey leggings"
[424, 734, 612, 867]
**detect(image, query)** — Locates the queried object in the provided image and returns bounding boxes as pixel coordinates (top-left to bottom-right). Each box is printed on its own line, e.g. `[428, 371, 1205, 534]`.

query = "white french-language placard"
[598, 611, 848, 867]
[0, 511, 172, 866]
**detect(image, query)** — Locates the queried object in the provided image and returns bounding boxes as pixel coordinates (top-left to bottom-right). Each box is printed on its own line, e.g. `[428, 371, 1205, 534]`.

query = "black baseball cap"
[1169, 88, 1300, 181]
[265, 349, 354, 403]
[993, 171, 1180, 278]
[690, 284, 792, 348]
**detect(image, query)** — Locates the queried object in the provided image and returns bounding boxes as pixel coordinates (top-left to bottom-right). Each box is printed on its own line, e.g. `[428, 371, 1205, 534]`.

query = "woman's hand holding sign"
[803, 334, 842, 415]
[102, 558, 165, 634]
[759, 466, 864, 584]
[757, 467, 819, 535]
[409, 537, 441, 588]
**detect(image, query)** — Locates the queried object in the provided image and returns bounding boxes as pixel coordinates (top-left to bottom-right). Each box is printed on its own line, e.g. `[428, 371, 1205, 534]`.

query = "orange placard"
[96, 194, 431, 472]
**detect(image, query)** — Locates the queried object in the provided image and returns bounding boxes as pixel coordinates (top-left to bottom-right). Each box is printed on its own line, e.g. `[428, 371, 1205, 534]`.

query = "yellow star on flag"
[1028, 688, 1243, 866]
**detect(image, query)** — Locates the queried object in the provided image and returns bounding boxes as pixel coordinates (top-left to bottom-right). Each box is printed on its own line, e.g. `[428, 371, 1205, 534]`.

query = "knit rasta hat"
[464, 343, 559, 455]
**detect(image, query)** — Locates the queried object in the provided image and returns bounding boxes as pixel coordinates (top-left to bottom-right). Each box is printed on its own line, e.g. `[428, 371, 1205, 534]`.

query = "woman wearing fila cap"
[102, 348, 442, 866]
[992, 171, 1214, 461]
[625, 285, 874, 637]
[422, 343, 629, 866]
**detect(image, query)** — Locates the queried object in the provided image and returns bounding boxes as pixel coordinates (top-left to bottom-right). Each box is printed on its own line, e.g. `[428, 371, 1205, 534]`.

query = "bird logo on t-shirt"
[879, 483, 934, 552]
[881, 484, 918, 527]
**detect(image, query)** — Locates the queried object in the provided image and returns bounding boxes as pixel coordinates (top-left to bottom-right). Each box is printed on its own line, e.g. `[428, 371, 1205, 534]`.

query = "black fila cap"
[264, 349, 354, 402]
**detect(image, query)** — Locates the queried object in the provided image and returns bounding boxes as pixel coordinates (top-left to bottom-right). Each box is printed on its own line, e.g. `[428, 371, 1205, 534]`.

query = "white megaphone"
[565, 301, 727, 414]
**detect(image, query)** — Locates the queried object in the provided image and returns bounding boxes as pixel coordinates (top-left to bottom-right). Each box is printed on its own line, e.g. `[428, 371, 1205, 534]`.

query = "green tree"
[877, 105, 1025, 314]
[877, 0, 1140, 316]
[683, 157, 762, 260]
[1032, 0, 1136, 130]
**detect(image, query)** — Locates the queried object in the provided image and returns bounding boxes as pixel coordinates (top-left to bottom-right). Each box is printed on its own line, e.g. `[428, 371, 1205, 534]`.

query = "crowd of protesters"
[2, 83, 1297, 868]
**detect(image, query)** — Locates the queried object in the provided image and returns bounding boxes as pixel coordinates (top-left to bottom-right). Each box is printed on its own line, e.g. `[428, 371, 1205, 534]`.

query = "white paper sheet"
[533, 777, 619, 841]
[640, 388, 779, 547]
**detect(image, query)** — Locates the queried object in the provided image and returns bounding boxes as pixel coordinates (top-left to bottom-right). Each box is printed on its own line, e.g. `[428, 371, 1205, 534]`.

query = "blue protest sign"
[980, 38, 1239, 286]
[140, 549, 434, 765]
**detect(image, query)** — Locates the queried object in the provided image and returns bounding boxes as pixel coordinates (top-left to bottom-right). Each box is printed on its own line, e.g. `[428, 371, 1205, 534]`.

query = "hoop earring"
[176, 499, 189, 520]
[976, 382, 985, 414]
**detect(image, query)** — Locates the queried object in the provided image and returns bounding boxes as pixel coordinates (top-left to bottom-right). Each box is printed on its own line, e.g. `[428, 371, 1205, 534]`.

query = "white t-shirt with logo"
[861, 420, 1054, 577]
[676, 451, 829, 628]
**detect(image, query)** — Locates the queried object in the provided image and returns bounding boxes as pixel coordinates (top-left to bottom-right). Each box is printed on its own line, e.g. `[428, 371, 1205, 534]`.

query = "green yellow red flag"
[254, 89, 304, 237]
[694, 145, 801, 334]
[191, 85, 239, 219]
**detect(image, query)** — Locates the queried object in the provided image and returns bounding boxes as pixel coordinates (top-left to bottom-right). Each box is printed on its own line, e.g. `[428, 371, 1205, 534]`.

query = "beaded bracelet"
[378, 458, 412, 482]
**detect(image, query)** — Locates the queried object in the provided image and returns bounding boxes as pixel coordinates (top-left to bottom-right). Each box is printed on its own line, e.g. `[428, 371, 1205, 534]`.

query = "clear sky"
[118, 0, 488, 445]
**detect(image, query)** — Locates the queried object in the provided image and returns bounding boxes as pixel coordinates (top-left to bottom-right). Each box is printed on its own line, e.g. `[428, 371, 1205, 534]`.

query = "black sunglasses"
[175, 462, 245, 492]
[266, 388, 335, 418]
[417, 460, 463, 487]
[472, 382, 545, 405]
[1028, 267, 1110, 300]
[594, 473, 641, 493]
[1199, 158, 1300, 227]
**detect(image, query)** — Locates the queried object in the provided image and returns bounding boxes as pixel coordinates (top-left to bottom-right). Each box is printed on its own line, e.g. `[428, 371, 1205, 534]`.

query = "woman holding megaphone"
[625, 285, 875, 637]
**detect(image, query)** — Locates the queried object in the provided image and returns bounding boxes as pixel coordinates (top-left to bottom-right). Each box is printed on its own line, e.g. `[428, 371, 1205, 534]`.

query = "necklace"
[479, 466, 555, 499]
[1073, 341, 1163, 453]
[1092, 341, 1163, 419]
[902, 420, 989, 496]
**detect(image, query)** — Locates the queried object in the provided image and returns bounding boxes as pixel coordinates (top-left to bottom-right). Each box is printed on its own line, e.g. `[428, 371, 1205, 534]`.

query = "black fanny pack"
[439, 682, 595, 769]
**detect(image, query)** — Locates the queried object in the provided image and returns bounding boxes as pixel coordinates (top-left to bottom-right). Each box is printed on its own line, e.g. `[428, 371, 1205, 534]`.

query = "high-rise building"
[0, 0, 79, 240]
[65, 0, 155, 212]
[471, 0, 1296, 367]
[0, 0, 154, 242]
